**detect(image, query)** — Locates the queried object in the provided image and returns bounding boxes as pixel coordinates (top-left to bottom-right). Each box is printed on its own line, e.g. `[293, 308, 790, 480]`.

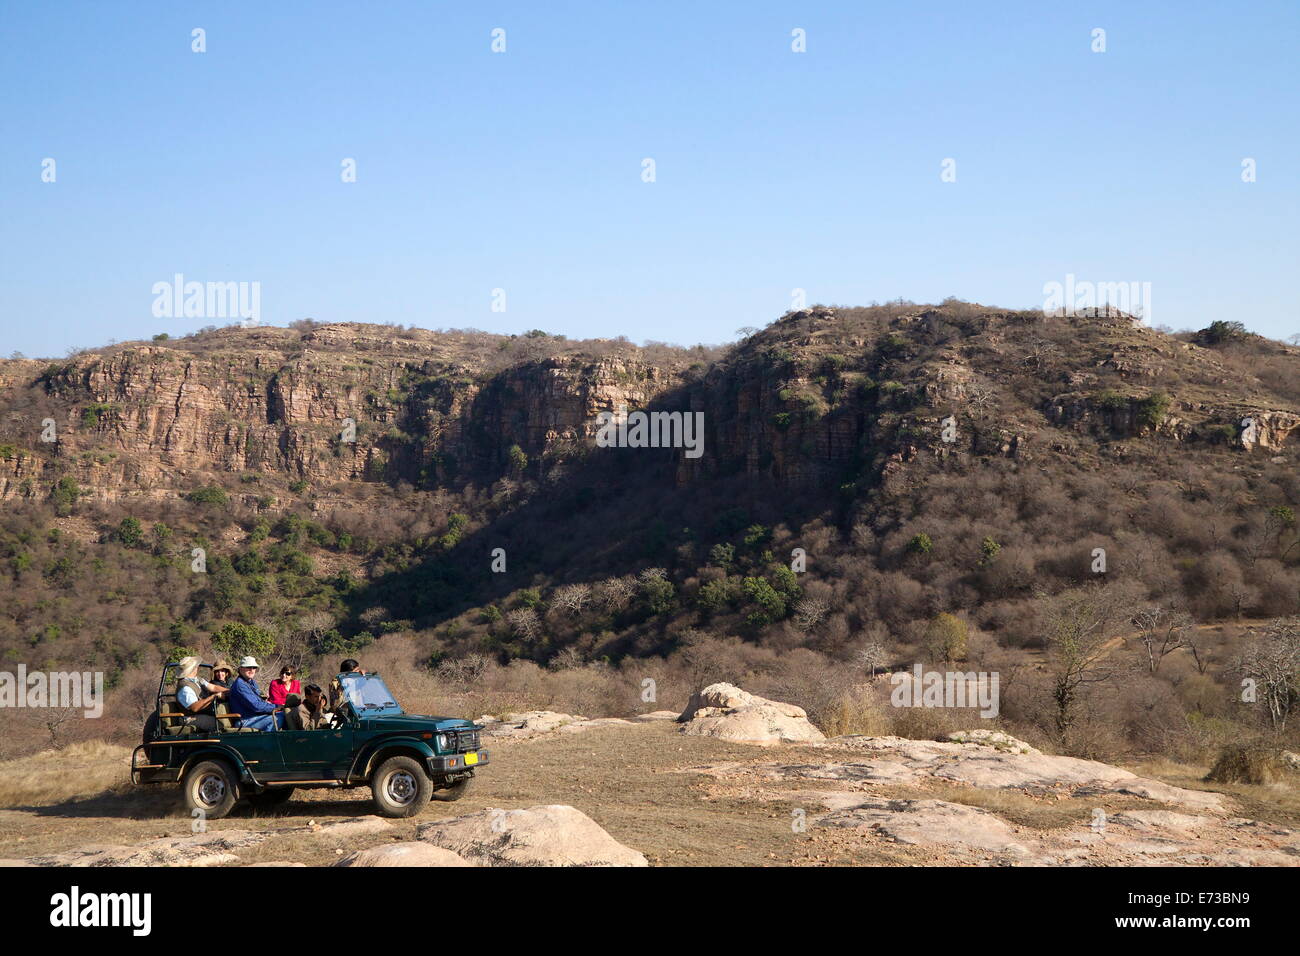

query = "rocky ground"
[0, 685, 1297, 867]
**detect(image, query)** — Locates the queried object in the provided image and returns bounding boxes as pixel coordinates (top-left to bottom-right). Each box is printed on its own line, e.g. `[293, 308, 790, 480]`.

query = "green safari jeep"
[131, 664, 489, 819]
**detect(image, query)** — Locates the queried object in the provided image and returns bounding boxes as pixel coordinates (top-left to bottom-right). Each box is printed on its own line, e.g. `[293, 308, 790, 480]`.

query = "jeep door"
[226, 730, 286, 777]
[281, 726, 354, 782]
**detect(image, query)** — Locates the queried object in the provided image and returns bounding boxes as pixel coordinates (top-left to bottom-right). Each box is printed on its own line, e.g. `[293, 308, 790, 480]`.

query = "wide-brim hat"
[238, 656, 260, 669]
[211, 660, 233, 675]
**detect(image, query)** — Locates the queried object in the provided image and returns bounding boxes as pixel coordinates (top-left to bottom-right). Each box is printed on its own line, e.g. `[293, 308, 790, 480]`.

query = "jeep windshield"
[338, 672, 402, 715]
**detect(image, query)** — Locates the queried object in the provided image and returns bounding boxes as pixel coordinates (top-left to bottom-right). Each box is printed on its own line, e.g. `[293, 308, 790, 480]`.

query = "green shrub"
[924, 612, 969, 662]
[51, 477, 82, 516]
[1136, 392, 1171, 428]
[211, 621, 277, 663]
[185, 486, 229, 507]
[742, 576, 786, 626]
[113, 517, 144, 548]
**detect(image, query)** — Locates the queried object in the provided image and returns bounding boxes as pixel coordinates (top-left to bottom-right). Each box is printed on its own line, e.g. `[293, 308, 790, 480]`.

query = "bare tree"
[553, 583, 592, 617]
[438, 653, 491, 685]
[1041, 585, 1130, 746]
[506, 608, 542, 643]
[1183, 630, 1214, 675]
[598, 576, 637, 613]
[44, 705, 80, 750]
[793, 596, 830, 631]
[856, 641, 887, 678]
[548, 646, 586, 671]
[965, 380, 996, 413]
[1132, 607, 1192, 674]
[1235, 618, 1300, 732]
[1027, 338, 1057, 372]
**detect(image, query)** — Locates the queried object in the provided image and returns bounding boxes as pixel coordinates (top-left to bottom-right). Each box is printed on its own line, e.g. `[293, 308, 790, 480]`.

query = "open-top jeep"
[131, 663, 488, 819]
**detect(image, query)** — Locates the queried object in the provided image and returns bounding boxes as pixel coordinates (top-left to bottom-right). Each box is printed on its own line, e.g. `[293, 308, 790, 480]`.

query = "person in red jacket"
[268, 666, 300, 706]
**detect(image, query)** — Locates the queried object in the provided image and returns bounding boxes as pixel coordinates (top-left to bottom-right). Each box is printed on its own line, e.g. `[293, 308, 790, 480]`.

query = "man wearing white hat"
[226, 656, 284, 731]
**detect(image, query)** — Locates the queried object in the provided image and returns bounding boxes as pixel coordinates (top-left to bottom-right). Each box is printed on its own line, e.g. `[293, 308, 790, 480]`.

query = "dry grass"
[0, 740, 133, 807]
[1125, 754, 1300, 830]
[1206, 744, 1296, 785]
[916, 783, 1152, 831]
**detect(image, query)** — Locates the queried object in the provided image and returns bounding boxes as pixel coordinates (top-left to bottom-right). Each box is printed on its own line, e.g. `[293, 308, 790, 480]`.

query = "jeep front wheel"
[432, 776, 472, 801]
[184, 760, 238, 820]
[371, 756, 432, 817]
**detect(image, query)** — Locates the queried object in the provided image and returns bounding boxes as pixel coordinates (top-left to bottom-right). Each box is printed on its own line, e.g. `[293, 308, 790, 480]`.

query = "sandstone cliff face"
[0, 326, 678, 505]
[1, 309, 1296, 507]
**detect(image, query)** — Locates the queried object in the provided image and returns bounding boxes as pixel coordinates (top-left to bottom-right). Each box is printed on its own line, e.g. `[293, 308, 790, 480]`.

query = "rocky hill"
[3, 306, 1297, 507]
[1, 302, 1298, 764]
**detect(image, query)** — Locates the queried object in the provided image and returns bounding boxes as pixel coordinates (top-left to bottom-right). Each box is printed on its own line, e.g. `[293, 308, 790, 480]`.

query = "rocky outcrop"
[677, 683, 825, 745]
[944, 730, 1039, 754]
[24, 829, 266, 867]
[689, 733, 1293, 866]
[416, 805, 648, 867]
[818, 797, 1029, 854]
[1238, 410, 1300, 450]
[335, 843, 472, 867]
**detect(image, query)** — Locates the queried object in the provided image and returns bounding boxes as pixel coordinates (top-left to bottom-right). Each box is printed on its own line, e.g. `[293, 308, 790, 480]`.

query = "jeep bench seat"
[157, 696, 260, 736]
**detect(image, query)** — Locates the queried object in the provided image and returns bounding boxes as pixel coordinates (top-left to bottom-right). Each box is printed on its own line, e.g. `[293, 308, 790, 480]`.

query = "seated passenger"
[285, 684, 330, 730]
[209, 660, 234, 689]
[300, 684, 330, 729]
[175, 656, 225, 732]
[227, 656, 284, 732]
[268, 667, 300, 706]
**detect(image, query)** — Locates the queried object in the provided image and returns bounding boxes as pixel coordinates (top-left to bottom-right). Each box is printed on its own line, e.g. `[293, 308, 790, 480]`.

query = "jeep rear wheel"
[184, 760, 238, 820]
[432, 776, 472, 801]
[371, 756, 432, 817]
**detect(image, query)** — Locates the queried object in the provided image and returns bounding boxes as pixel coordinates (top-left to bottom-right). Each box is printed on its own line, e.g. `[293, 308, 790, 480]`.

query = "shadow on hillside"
[343, 376, 852, 654]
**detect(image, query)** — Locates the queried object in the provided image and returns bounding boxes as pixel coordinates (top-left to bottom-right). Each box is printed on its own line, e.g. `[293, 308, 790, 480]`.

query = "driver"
[328, 658, 366, 712]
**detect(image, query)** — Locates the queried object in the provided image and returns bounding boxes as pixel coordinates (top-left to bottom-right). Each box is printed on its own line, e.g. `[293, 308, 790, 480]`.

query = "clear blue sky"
[2, 0, 1297, 358]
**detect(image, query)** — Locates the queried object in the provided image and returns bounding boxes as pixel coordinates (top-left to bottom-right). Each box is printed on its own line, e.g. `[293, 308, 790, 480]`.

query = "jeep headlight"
[436, 733, 450, 751]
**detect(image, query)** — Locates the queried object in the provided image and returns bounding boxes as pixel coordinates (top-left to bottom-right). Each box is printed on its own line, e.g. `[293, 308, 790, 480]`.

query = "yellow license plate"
[464, 752, 479, 766]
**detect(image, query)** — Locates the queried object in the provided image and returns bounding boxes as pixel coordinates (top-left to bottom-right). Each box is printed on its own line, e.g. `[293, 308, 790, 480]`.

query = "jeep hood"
[357, 714, 476, 733]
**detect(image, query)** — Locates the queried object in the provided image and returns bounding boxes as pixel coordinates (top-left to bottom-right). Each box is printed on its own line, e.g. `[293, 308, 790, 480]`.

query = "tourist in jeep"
[284, 684, 329, 730]
[210, 660, 234, 689]
[175, 656, 225, 732]
[268, 666, 300, 706]
[227, 656, 284, 731]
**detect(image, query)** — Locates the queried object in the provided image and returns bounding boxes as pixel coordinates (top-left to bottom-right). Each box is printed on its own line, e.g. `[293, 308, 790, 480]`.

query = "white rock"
[335, 842, 472, 867]
[417, 805, 647, 867]
[677, 683, 825, 745]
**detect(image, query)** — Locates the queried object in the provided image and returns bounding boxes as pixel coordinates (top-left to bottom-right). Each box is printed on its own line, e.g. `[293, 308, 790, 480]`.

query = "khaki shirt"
[286, 699, 329, 731]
